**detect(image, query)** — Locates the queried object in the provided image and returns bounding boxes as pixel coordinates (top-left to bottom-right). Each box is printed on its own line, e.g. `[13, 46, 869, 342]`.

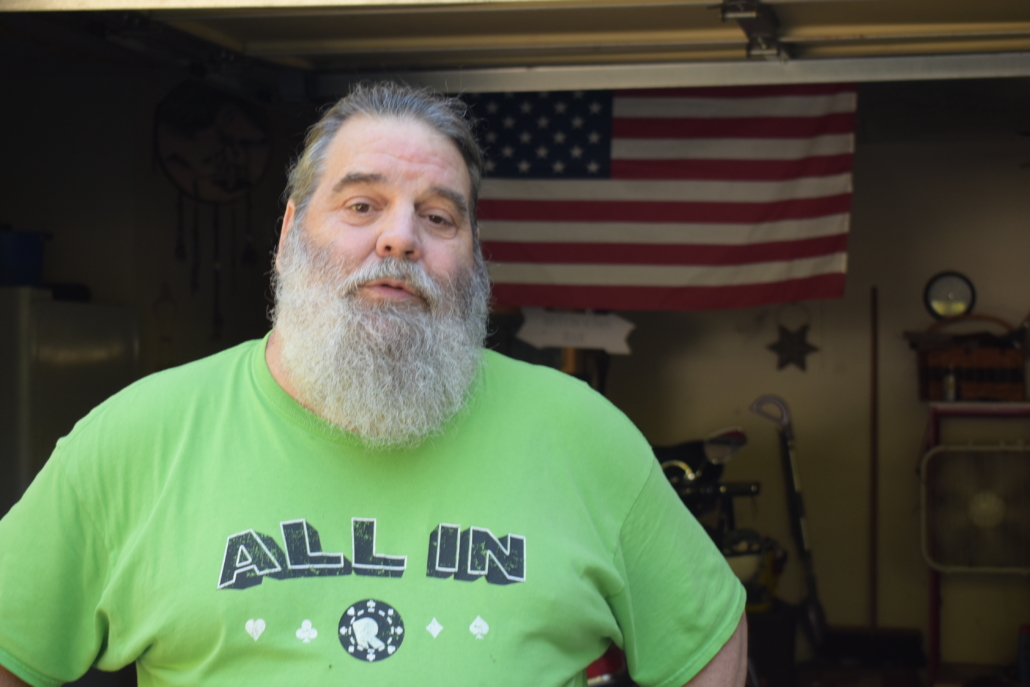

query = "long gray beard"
[271, 229, 490, 450]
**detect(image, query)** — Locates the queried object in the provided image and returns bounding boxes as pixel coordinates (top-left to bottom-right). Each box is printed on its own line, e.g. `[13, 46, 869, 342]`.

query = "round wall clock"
[924, 271, 976, 319]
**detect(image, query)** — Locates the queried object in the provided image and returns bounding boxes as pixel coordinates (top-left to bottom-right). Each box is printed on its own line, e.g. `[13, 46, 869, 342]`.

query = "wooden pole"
[870, 286, 879, 628]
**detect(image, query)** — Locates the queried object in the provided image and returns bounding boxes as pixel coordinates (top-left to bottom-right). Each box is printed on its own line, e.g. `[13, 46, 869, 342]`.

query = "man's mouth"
[359, 278, 424, 302]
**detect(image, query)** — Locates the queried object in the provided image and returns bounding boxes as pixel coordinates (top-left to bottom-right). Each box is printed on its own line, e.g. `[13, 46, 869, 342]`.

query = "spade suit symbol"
[469, 616, 489, 639]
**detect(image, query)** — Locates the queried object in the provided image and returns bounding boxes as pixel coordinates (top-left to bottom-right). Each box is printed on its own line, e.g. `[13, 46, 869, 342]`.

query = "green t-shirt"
[0, 337, 744, 687]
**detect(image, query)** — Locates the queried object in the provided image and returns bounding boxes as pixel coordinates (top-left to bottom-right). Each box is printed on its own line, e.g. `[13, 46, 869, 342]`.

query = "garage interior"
[1, 1, 1029, 686]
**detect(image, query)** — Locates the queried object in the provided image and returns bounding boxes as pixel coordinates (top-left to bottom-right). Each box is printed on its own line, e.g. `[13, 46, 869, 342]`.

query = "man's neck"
[265, 330, 303, 406]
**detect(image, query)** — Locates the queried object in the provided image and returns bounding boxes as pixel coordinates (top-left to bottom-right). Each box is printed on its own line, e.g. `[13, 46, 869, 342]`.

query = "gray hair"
[284, 82, 484, 226]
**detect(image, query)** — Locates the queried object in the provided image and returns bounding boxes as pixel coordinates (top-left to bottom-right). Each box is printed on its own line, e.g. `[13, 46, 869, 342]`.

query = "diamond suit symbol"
[426, 618, 443, 638]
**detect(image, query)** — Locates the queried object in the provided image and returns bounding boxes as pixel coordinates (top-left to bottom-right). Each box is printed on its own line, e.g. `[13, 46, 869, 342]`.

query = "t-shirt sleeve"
[608, 459, 746, 687]
[0, 450, 111, 687]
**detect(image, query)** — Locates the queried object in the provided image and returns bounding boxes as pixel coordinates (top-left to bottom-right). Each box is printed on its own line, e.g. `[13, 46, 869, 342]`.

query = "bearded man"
[0, 83, 746, 687]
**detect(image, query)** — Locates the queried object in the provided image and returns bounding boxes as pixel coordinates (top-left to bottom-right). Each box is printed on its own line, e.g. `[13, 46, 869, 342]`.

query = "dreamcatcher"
[154, 80, 272, 339]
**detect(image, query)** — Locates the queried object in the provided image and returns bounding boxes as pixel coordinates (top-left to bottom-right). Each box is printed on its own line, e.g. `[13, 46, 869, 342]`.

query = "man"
[0, 82, 746, 687]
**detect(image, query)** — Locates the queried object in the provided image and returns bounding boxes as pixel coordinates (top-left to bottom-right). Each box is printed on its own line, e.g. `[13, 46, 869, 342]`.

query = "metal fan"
[921, 445, 1030, 573]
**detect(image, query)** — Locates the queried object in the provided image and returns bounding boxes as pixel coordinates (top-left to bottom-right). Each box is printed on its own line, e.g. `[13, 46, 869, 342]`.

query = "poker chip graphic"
[338, 599, 405, 662]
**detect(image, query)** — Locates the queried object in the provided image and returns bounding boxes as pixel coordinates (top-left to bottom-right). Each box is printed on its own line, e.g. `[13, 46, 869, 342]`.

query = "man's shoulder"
[141, 337, 261, 386]
[480, 349, 602, 402]
[123, 337, 258, 397]
[473, 350, 658, 522]
[68, 337, 263, 437]
[478, 349, 642, 435]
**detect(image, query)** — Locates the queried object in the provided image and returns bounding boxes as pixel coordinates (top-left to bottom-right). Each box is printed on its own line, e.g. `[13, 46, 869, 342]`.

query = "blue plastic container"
[0, 231, 49, 286]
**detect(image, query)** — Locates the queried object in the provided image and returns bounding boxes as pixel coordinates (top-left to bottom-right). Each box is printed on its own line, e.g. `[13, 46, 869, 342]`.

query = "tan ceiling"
[151, 0, 1030, 72]
[4, 0, 1030, 88]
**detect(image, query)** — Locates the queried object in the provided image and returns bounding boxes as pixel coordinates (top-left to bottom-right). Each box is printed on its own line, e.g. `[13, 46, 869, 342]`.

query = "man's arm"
[684, 613, 748, 687]
[0, 664, 30, 687]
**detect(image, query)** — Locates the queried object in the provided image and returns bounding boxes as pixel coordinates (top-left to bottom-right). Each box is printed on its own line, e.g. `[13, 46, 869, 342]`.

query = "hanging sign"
[516, 308, 635, 354]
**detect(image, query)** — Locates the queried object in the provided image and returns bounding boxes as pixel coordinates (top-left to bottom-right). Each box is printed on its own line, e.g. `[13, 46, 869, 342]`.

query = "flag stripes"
[481, 175, 851, 202]
[479, 215, 850, 245]
[478, 195, 852, 224]
[610, 156, 854, 182]
[468, 84, 856, 311]
[613, 114, 855, 139]
[490, 275, 847, 312]
[482, 234, 849, 267]
[612, 93, 857, 119]
[612, 135, 853, 161]
[488, 253, 847, 287]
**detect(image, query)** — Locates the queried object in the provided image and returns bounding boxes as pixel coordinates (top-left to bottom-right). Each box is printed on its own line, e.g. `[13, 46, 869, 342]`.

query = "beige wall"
[607, 79, 1030, 666]
[2, 71, 1027, 667]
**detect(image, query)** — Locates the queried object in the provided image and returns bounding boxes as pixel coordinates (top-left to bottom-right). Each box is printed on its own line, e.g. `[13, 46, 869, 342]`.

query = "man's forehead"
[321, 114, 472, 204]
[329, 115, 462, 168]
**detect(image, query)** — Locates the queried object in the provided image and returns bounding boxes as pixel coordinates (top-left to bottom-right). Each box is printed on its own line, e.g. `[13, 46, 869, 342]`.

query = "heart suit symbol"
[245, 618, 266, 640]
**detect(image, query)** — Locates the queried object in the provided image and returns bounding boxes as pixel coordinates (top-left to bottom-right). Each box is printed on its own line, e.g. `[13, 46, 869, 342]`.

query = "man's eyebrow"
[331, 172, 385, 194]
[428, 186, 469, 222]
[330, 173, 469, 221]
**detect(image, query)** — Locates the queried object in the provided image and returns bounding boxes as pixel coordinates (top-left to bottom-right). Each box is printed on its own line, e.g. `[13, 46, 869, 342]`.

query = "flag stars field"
[469, 90, 614, 180]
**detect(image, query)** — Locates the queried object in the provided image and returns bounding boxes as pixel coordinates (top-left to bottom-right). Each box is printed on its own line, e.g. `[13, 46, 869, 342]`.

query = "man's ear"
[276, 199, 297, 272]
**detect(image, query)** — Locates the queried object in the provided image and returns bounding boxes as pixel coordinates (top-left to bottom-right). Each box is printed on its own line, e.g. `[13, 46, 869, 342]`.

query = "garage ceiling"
[154, 0, 1030, 70]
[3, 0, 1030, 92]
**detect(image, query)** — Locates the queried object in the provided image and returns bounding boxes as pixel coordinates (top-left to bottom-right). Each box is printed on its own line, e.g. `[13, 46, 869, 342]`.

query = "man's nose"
[375, 210, 422, 261]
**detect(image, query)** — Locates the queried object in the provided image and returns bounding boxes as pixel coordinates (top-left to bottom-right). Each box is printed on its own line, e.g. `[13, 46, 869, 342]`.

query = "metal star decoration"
[767, 325, 819, 371]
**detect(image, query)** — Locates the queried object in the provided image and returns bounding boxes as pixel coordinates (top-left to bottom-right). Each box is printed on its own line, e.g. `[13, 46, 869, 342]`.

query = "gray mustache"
[342, 258, 442, 307]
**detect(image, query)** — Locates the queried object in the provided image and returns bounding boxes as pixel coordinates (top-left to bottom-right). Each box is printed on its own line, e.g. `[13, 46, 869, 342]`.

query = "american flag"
[465, 84, 856, 311]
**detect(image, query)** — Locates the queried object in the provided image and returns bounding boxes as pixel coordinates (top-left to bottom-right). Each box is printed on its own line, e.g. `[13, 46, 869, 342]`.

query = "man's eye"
[349, 203, 371, 213]
[426, 214, 452, 226]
